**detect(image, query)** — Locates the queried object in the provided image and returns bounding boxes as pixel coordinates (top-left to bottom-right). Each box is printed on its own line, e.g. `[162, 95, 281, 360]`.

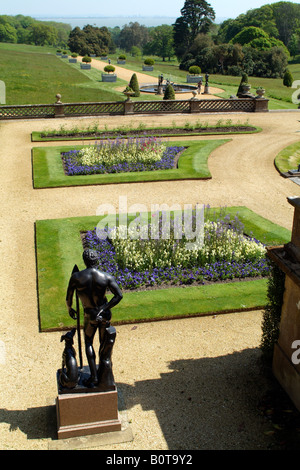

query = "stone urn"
[256, 88, 265, 98]
[241, 83, 251, 94]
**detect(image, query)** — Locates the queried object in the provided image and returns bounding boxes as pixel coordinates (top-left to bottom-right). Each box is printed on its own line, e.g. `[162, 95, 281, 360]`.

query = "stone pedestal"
[56, 389, 121, 439]
[56, 362, 121, 439]
[267, 196, 300, 411]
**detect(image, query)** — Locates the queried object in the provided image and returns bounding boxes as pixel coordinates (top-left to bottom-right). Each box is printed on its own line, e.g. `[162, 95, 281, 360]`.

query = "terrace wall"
[0, 97, 268, 120]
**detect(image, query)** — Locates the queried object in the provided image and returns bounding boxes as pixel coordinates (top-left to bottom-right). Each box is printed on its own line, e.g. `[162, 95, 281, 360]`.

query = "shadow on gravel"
[118, 348, 300, 450]
[1, 348, 299, 449]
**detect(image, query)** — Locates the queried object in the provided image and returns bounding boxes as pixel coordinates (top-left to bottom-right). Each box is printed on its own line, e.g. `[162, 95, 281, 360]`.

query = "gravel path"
[0, 109, 300, 450]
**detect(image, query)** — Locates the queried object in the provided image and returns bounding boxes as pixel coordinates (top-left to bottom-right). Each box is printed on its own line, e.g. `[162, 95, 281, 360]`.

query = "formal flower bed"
[83, 210, 270, 290]
[61, 136, 185, 175]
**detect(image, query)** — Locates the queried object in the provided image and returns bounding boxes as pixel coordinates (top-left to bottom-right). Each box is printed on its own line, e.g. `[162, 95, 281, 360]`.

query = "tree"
[173, 0, 215, 59]
[118, 22, 149, 52]
[230, 26, 271, 46]
[68, 25, 112, 57]
[218, 2, 300, 47]
[28, 23, 58, 46]
[288, 33, 300, 58]
[272, 1, 300, 46]
[143, 24, 174, 61]
[0, 22, 17, 43]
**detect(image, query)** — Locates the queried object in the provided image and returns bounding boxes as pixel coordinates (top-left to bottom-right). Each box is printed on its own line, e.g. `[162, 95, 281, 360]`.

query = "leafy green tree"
[218, 2, 300, 47]
[272, 1, 300, 46]
[0, 22, 17, 43]
[288, 33, 300, 58]
[118, 22, 149, 52]
[231, 26, 270, 46]
[143, 24, 174, 61]
[130, 46, 142, 57]
[68, 25, 112, 57]
[28, 23, 58, 46]
[173, 0, 215, 59]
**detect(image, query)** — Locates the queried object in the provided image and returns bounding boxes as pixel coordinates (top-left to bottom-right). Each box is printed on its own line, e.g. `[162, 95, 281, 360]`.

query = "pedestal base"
[56, 389, 122, 439]
[273, 342, 300, 412]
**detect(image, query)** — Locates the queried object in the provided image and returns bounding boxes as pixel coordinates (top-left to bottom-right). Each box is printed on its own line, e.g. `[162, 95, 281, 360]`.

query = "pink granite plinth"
[56, 389, 121, 439]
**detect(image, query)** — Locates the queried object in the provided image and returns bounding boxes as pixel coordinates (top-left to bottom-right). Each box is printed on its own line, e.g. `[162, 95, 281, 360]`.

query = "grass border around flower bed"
[274, 141, 300, 176]
[35, 208, 291, 332]
[31, 124, 261, 142]
[32, 139, 229, 188]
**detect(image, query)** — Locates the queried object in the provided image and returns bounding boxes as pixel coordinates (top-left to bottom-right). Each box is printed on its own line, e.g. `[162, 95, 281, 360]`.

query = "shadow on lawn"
[1, 348, 299, 449]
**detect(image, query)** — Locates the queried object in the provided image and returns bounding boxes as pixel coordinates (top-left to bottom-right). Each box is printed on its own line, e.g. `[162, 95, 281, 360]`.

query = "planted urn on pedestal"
[256, 87, 265, 97]
[80, 56, 92, 69]
[143, 58, 154, 71]
[69, 53, 78, 63]
[102, 65, 117, 82]
[187, 65, 202, 83]
[117, 54, 126, 64]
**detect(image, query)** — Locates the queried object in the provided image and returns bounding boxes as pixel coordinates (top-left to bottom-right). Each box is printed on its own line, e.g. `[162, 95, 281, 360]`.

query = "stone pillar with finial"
[54, 93, 65, 118]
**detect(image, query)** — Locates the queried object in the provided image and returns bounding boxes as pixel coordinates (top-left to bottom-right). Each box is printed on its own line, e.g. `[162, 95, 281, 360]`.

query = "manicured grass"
[31, 122, 260, 142]
[105, 52, 299, 110]
[0, 42, 298, 109]
[35, 208, 291, 331]
[32, 139, 229, 188]
[275, 141, 300, 174]
[0, 47, 121, 104]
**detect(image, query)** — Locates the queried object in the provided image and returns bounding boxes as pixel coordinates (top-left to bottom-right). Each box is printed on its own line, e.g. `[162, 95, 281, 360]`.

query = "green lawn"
[32, 139, 229, 188]
[0, 46, 122, 104]
[35, 208, 291, 331]
[104, 52, 300, 110]
[0, 42, 299, 109]
[275, 141, 300, 174]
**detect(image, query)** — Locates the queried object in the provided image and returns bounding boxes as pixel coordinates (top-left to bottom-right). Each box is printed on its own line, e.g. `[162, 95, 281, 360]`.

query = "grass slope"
[0, 46, 121, 104]
[0, 42, 299, 108]
[35, 209, 291, 331]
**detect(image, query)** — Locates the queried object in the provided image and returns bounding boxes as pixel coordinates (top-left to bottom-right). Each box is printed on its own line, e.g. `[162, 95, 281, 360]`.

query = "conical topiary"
[129, 73, 140, 97]
[237, 72, 248, 95]
[283, 69, 293, 88]
[163, 83, 175, 100]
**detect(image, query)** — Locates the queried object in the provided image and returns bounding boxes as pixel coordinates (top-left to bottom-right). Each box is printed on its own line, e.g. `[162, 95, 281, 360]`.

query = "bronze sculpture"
[59, 328, 79, 389]
[65, 249, 123, 390]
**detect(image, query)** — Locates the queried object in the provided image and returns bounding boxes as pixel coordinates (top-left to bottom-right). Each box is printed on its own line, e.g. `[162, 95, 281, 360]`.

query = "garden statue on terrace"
[66, 249, 123, 389]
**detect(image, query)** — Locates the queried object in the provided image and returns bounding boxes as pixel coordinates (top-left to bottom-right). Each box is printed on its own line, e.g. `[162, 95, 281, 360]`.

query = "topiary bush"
[104, 65, 116, 73]
[189, 65, 201, 75]
[237, 72, 249, 94]
[144, 58, 155, 66]
[283, 69, 293, 87]
[129, 73, 140, 97]
[118, 54, 126, 60]
[82, 56, 92, 63]
[163, 83, 175, 100]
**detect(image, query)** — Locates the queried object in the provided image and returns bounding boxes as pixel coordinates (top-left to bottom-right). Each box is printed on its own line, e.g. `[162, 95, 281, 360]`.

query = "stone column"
[54, 94, 65, 118]
[268, 196, 300, 411]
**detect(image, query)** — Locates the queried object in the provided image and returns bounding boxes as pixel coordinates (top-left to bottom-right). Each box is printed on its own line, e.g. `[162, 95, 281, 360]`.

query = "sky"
[0, 0, 296, 20]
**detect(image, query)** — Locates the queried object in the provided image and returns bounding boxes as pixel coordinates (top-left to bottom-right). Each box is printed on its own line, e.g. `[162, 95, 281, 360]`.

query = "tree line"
[0, 14, 71, 46]
[1, 2, 300, 79]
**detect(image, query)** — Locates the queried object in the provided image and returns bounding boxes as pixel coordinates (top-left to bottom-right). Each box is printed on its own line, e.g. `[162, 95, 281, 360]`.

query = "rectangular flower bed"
[35, 207, 291, 331]
[32, 139, 228, 188]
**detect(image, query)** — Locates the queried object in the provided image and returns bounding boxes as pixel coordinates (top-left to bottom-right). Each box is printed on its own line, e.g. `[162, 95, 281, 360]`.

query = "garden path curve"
[0, 110, 300, 449]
